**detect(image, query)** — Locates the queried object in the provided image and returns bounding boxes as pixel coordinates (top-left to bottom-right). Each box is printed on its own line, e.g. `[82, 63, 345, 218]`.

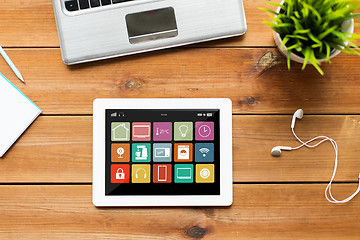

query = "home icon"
[111, 122, 130, 141]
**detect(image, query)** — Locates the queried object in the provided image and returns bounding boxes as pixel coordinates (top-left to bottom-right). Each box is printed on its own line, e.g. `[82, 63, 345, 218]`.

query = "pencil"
[0, 45, 25, 83]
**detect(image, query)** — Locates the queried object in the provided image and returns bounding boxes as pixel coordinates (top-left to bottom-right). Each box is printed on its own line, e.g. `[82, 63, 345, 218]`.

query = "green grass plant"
[261, 0, 360, 75]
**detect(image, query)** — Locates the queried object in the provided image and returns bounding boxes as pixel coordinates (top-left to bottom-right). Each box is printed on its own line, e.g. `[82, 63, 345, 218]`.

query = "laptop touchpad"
[126, 7, 178, 44]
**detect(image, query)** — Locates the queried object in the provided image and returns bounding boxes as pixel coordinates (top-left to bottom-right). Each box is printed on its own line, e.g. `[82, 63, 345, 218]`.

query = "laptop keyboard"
[65, 0, 135, 12]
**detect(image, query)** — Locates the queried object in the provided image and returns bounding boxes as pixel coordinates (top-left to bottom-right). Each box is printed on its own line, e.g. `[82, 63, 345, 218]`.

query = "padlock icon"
[116, 168, 125, 180]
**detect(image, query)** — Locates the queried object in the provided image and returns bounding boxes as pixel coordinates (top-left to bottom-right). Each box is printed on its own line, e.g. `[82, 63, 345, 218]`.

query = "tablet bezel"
[93, 98, 232, 206]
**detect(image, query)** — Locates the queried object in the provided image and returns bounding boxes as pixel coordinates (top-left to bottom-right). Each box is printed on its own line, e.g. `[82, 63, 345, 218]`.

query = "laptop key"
[64, 0, 79, 11]
[90, 0, 101, 7]
[79, 0, 90, 9]
[101, 0, 111, 5]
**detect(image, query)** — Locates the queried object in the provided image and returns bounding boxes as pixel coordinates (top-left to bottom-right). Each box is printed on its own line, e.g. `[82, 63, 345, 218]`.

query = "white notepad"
[0, 73, 41, 157]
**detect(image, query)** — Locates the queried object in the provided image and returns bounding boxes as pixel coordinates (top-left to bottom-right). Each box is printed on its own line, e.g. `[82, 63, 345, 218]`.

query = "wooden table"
[1, 1, 360, 239]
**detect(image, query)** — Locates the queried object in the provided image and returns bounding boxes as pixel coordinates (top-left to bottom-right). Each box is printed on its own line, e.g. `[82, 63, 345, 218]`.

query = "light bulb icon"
[117, 147, 124, 158]
[179, 125, 189, 137]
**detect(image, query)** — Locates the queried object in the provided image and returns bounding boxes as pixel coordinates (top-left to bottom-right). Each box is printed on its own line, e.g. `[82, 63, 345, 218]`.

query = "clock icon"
[198, 125, 211, 137]
[195, 122, 214, 140]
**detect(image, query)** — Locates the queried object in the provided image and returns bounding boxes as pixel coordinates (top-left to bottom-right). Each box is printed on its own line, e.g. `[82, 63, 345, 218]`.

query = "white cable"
[290, 127, 360, 204]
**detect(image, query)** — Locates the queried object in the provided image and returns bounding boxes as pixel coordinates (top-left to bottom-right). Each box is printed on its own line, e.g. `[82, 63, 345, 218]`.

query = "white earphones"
[271, 109, 304, 156]
[271, 109, 360, 204]
[270, 146, 291, 157]
[291, 109, 304, 128]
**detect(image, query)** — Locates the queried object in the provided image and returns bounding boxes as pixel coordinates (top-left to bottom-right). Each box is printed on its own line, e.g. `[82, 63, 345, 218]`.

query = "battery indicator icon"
[207, 113, 213, 117]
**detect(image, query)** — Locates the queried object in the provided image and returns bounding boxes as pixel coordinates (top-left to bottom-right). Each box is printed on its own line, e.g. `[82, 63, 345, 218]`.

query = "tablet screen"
[105, 109, 220, 195]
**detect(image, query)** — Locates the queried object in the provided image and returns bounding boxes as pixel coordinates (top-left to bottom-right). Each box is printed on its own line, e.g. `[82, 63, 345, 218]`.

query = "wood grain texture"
[0, 0, 358, 47]
[0, 0, 59, 47]
[0, 184, 359, 239]
[2, 48, 360, 114]
[2, 115, 360, 183]
[1, 1, 359, 239]
[0, 116, 92, 183]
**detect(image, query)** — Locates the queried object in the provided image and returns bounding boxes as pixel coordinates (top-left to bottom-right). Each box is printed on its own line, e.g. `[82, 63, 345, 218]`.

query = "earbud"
[271, 109, 360, 204]
[291, 109, 304, 129]
[271, 146, 292, 157]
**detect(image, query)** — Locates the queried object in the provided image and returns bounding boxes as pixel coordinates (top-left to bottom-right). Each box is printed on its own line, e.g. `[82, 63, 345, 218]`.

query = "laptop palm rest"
[126, 7, 178, 44]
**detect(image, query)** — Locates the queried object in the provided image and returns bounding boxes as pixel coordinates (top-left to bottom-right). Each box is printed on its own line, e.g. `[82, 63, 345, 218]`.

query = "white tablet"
[93, 98, 232, 206]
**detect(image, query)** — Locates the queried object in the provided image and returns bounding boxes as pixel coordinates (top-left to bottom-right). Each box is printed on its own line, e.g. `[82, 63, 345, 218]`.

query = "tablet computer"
[93, 98, 232, 206]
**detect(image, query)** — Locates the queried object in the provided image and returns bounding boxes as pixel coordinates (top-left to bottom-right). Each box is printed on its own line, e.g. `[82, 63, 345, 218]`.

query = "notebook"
[0, 73, 41, 157]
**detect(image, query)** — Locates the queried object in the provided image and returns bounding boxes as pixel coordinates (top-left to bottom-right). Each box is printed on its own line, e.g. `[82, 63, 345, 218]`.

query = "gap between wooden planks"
[0, 184, 359, 239]
[1, 115, 360, 183]
[1, 48, 360, 115]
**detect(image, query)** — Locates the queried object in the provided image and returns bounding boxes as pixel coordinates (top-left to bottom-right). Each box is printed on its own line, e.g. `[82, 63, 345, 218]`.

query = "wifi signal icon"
[199, 148, 210, 157]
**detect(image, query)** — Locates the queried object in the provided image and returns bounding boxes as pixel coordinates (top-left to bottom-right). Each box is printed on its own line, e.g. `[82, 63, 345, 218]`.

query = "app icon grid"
[110, 121, 215, 184]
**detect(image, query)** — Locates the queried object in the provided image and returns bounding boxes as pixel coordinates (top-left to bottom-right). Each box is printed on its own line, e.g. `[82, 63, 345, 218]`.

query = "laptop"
[52, 0, 247, 65]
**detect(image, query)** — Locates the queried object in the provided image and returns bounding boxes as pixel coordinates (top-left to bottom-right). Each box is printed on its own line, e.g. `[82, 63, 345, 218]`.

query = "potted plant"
[261, 0, 360, 75]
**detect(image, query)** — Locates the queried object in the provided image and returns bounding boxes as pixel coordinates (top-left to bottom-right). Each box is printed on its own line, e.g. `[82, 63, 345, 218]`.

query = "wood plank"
[0, 116, 92, 183]
[0, 184, 359, 239]
[0, 0, 59, 47]
[2, 48, 360, 114]
[234, 115, 360, 183]
[2, 115, 360, 183]
[1, 0, 358, 47]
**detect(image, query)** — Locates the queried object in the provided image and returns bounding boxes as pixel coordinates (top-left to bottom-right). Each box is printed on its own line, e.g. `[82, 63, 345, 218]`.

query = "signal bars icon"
[111, 112, 125, 117]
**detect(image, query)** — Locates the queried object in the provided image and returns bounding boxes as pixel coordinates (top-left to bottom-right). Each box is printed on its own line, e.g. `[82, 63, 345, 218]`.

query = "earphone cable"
[290, 128, 360, 204]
